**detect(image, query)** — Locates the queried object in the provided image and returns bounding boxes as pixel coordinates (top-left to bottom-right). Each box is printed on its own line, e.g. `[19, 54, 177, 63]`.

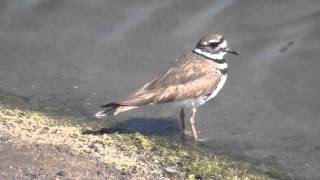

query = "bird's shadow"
[83, 117, 180, 137]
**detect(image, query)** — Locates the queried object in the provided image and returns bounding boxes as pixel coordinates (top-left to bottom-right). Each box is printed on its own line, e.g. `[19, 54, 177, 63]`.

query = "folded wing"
[113, 52, 222, 106]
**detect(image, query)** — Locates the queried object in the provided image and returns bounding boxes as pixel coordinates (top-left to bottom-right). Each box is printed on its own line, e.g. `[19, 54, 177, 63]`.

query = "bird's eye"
[210, 42, 219, 48]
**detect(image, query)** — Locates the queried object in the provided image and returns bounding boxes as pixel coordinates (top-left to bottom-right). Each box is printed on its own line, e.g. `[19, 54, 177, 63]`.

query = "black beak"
[225, 48, 239, 55]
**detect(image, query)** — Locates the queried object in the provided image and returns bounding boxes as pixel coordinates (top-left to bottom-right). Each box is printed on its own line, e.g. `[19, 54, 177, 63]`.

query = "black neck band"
[219, 68, 228, 75]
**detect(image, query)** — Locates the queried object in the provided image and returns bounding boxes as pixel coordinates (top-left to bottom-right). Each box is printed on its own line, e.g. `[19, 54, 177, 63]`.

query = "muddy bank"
[0, 104, 289, 179]
[0, 136, 123, 179]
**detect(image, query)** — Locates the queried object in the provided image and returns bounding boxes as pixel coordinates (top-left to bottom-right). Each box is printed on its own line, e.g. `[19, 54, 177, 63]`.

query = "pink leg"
[189, 108, 199, 140]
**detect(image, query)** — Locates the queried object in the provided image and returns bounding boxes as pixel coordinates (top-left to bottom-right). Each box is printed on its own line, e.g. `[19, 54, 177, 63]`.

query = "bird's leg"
[189, 108, 199, 140]
[179, 108, 186, 137]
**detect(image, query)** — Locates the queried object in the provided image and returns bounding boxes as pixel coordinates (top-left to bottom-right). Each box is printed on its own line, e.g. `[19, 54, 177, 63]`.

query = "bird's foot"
[183, 130, 193, 135]
[194, 137, 210, 142]
[95, 111, 107, 119]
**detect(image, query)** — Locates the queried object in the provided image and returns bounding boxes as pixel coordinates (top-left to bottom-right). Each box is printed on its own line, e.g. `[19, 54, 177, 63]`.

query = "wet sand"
[1, 0, 320, 179]
[0, 137, 123, 179]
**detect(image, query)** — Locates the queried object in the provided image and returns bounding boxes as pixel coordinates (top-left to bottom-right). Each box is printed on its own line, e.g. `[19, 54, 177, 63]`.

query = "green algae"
[108, 131, 288, 179]
[0, 104, 290, 179]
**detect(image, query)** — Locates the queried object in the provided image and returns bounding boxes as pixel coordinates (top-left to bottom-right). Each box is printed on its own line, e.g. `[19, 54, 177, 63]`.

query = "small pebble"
[25, 171, 38, 179]
[56, 170, 66, 176]
[89, 142, 104, 153]
[165, 166, 179, 174]
[121, 171, 126, 176]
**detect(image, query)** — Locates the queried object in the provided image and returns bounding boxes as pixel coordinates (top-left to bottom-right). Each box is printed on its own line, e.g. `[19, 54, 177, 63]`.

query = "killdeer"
[95, 34, 238, 140]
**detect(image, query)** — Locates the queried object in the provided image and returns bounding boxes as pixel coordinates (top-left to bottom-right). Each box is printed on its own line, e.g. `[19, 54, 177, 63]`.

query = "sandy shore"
[0, 136, 123, 179]
[0, 104, 288, 179]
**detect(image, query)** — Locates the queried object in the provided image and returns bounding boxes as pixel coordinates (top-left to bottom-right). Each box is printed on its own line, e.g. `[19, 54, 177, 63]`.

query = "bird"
[95, 34, 238, 141]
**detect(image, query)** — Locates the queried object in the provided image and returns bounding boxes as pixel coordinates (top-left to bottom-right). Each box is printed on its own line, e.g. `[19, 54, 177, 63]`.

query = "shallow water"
[1, 0, 320, 179]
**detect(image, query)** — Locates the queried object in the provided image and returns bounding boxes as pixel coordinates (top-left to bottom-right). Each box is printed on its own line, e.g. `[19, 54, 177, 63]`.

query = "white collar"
[194, 48, 226, 60]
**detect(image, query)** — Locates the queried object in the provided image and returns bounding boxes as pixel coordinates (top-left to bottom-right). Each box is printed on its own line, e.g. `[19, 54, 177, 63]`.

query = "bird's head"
[195, 34, 238, 60]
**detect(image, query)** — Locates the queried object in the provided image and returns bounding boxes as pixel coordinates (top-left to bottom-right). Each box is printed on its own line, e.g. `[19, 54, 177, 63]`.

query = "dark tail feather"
[95, 103, 120, 118]
[101, 102, 120, 108]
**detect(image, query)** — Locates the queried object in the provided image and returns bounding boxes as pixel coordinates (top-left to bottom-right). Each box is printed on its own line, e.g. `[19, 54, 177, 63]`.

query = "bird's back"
[114, 52, 222, 106]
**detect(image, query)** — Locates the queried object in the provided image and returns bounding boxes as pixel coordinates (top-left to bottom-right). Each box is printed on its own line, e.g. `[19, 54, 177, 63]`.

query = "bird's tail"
[95, 103, 137, 119]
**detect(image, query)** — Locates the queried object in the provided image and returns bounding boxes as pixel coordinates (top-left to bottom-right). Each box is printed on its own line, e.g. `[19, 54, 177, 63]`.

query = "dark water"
[1, 0, 320, 179]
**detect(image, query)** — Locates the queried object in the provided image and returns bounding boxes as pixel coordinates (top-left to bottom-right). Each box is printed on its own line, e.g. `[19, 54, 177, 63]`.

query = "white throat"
[194, 48, 226, 60]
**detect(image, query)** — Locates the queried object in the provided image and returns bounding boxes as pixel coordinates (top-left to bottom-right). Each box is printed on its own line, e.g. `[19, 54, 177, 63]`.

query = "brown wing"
[115, 52, 221, 106]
